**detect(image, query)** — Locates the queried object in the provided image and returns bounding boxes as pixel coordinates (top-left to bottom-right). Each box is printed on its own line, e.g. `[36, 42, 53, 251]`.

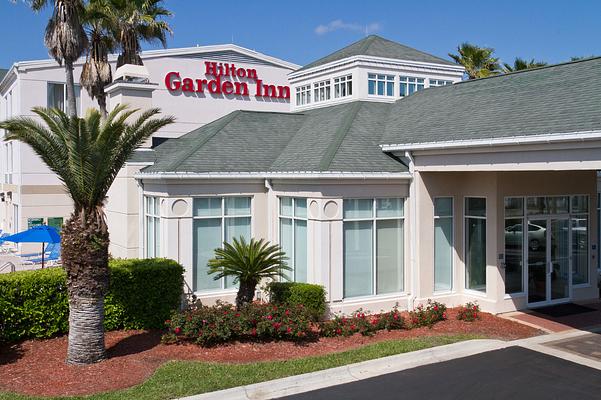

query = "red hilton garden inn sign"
[164, 62, 290, 99]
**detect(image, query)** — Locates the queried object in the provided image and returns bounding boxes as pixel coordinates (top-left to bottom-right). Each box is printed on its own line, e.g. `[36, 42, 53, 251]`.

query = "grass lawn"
[0, 334, 481, 400]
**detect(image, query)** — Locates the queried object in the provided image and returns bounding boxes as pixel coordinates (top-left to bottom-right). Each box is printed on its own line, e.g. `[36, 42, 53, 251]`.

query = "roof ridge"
[165, 111, 241, 171]
[455, 55, 601, 86]
[318, 102, 362, 171]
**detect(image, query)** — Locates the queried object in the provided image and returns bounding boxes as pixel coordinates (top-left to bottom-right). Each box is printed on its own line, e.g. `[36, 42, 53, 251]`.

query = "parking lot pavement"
[278, 346, 601, 400]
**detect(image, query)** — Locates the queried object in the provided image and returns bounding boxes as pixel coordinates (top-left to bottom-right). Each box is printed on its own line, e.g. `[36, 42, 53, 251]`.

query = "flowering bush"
[162, 301, 314, 347]
[320, 307, 405, 337]
[456, 302, 481, 322]
[408, 300, 447, 328]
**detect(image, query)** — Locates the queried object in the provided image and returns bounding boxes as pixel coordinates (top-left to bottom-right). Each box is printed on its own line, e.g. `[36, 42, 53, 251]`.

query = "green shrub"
[456, 301, 481, 322]
[0, 258, 184, 343]
[267, 282, 327, 321]
[163, 301, 315, 347]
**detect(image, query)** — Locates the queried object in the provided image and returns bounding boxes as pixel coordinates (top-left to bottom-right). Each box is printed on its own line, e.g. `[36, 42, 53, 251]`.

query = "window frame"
[429, 79, 453, 87]
[191, 196, 253, 292]
[433, 196, 454, 293]
[464, 196, 487, 294]
[333, 74, 353, 99]
[342, 197, 406, 298]
[295, 84, 311, 106]
[313, 79, 331, 102]
[47, 81, 82, 115]
[399, 76, 425, 97]
[278, 197, 308, 282]
[144, 196, 161, 258]
[368, 73, 395, 97]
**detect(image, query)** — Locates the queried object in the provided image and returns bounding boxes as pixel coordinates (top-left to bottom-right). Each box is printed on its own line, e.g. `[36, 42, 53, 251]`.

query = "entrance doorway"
[527, 217, 570, 305]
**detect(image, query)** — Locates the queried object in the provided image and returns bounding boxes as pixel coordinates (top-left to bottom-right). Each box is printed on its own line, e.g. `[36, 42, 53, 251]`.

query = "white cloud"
[314, 20, 381, 35]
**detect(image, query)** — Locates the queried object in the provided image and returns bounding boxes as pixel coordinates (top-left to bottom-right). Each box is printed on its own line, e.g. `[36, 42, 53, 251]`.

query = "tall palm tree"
[0, 106, 174, 364]
[30, 0, 88, 117]
[208, 236, 290, 309]
[449, 42, 501, 79]
[103, 0, 173, 67]
[503, 57, 547, 73]
[80, 0, 116, 118]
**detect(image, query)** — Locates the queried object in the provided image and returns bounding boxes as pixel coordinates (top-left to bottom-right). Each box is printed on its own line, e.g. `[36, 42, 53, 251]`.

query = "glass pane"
[294, 198, 307, 218]
[572, 216, 588, 285]
[74, 85, 81, 116]
[146, 216, 154, 258]
[344, 220, 373, 297]
[386, 81, 394, 96]
[571, 195, 588, 213]
[504, 218, 523, 293]
[504, 197, 524, 217]
[294, 220, 308, 283]
[550, 219, 570, 300]
[527, 197, 546, 215]
[47, 83, 64, 111]
[527, 219, 547, 303]
[193, 198, 222, 217]
[466, 217, 486, 291]
[434, 197, 453, 217]
[343, 199, 373, 219]
[224, 216, 250, 288]
[368, 80, 375, 95]
[547, 196, 569, 214]
[147, 197, 154, 215]
[279, 218, 293, 281]
[377, 81, 384, 95]
[154, 198, 160, 215]
[193, 218, 222, 291]
[466, 198, 486, 217]
[400, 83, 407, 96]
[280, 197, 293, 217]
[225, 197, 251, 216]
[155, 218, 160, 257]
[434, 217, 453, 291]
[376, 219, 403, 294]
[376, 198, 403, 218]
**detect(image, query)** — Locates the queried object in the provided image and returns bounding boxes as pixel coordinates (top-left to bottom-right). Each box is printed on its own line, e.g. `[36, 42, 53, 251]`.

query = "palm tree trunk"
[98, 94, 108, 119]
[236, 279, 257, 309]
[62, 211, 110, 365]
[65, 60, 77, 118]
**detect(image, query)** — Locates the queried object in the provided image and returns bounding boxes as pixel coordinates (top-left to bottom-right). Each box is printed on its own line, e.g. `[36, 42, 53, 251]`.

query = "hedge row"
[266, 282, 327, 321]
[0, 258, 184, 343]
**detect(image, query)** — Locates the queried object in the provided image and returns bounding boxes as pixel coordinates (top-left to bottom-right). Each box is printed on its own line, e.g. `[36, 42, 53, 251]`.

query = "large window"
[429, 79, 453, 87]
[343, 198, 404, 298]
[279, 198, 308, 282]
[597, 193, 600, 271]
[368, 74, 395, 96]
[313, 80, 331, 102]
[47, 82, 81, 115]
[145, 196, 160, 258]
[334, 75, 352, 98]
[434, 197, 453, 292]
[399, 76, 425, 97]
[504, 197, 525, 294]
[295, 85, 311, 106]
[192, 197, 251, 292]
[465, 197, 486, 292]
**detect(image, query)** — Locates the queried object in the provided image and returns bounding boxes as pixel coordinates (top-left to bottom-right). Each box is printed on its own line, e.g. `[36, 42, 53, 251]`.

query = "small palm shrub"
[456, 302, 481, 322]
[408, 300, 447, 328]
[162, 302, 314, 347]
[208, 237, 290, 309]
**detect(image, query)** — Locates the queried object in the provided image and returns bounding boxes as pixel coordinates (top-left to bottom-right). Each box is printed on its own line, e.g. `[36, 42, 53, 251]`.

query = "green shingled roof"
[381, 57, 601, 146]
[296, 35, 455, 72]
[142, 102, 405, 174]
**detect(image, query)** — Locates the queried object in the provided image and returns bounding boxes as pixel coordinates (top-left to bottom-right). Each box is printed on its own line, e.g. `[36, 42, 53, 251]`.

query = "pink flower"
[286, 327, 292, 333]
[442, 312, 447, 319]
[266, 315, 273, 320]
[174, 327, 182, 334]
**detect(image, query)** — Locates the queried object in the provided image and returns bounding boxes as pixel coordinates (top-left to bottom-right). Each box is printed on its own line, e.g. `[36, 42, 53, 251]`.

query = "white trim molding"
[135, 171, 412, 180]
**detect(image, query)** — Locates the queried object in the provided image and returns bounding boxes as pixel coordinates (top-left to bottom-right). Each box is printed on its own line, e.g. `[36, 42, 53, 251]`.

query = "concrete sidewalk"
[178, 328, 601, 400]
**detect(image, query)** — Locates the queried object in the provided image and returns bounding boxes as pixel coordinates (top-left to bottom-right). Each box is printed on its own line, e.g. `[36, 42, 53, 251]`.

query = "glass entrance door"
[527, 217, 570, 305]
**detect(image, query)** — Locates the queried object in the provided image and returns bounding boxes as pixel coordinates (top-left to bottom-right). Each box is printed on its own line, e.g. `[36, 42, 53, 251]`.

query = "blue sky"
[0, 0, 600, 68]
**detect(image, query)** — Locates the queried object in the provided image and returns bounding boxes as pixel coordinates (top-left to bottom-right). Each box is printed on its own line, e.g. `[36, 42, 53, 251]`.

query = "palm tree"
[449, 42, 501, 79]
[103, 0, 173, 67]
[80, 0, 116, 117]
[208, 236, 290, 309]
[503, 57, 547, 73]
[0, 105, 174, 364]
[30, 0, 88, 117]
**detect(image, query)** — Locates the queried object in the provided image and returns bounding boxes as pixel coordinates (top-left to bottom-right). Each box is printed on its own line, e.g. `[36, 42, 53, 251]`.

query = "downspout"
[406, 151, 418, 311]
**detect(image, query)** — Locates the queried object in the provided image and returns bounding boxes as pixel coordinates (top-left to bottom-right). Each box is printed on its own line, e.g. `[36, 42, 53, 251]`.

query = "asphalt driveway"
[278, 346, 601, 400]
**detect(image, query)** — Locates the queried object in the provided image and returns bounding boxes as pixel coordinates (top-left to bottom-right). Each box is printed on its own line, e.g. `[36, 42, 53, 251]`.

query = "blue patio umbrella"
[3, 225, 61, 268]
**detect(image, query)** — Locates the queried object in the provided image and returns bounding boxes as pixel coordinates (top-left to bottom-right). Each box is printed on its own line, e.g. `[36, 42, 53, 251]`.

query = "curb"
[177, 339, 509, 400]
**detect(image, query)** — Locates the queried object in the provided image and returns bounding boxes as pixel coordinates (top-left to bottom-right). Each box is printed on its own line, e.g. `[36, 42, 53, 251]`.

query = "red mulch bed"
[0, 309, 541, 397]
